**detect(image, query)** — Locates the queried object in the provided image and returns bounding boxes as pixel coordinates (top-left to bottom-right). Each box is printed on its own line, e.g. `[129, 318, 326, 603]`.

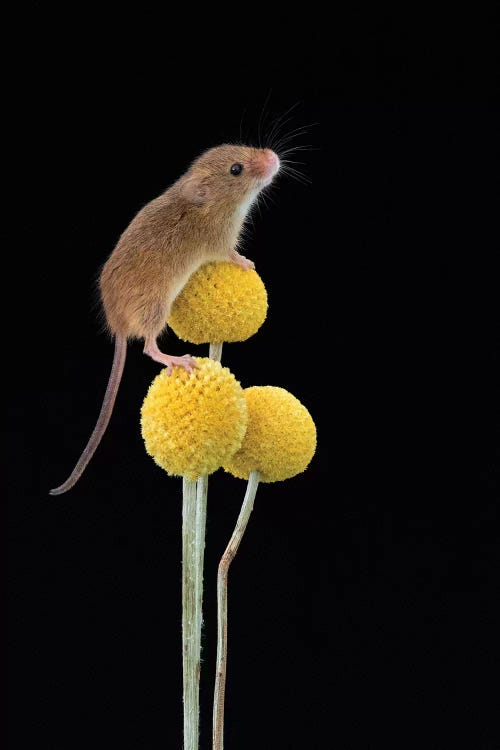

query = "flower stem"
[212, 470, 261, 750]
[209, 342, 223, 362]
[195, 474, 208, 662]
[182, 340, 220, 746]
[182, 476, 208, 750]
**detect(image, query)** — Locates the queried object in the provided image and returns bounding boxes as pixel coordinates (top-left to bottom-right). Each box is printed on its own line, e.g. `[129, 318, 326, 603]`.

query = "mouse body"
[50, 145, 280, 495]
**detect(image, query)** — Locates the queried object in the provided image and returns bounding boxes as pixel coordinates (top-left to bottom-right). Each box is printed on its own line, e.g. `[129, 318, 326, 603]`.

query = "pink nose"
[263, 149, 279, 168]
[261, 149, 280, 176]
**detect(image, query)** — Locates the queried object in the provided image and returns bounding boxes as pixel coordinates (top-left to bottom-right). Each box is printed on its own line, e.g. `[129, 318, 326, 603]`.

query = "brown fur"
[50, 144, 280, 494]
[100, 145, 278, 339]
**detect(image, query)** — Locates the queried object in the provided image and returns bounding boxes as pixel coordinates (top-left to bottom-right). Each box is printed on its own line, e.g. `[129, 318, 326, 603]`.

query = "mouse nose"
[261, 149, 280, 177]
[263, 149, 280, 167]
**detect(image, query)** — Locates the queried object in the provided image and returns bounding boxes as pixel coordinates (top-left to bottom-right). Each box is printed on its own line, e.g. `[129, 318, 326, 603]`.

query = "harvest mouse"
[50, 145, 280, 495]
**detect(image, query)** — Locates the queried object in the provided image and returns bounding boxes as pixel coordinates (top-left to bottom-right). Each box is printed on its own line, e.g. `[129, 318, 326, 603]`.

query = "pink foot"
[229, 250, 255, 271]
[144, 343, 197, 376]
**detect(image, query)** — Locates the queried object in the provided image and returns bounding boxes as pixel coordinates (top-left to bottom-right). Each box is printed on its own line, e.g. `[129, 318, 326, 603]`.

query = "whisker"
[276, 130, 312, 152]
[269, 126, 307, 152]
[281, 169, 309, 184]
[262, 185, 279, 205]
[241, 209, 257, 235]
[271, 123, 319, 152]
[258, 90, 273, 149]
[239, 107, 247, 144]
[262, 190, 278, 208]
[286, 166, 310, 177]
[279, 158, 307, 166]
[252, 195, 264, 220]
[275, 122, 318, 140]
[266, 116, 306, 151]
[278, 145, 318, 157]
[257, 193, 270, 211]
[279, 165, 312, 185]
[264, 102, 302, 150]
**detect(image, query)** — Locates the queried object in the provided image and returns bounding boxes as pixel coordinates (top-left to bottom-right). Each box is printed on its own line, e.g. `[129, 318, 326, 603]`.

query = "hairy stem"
[212, 470, 261, 750]
[182, 477, 208, 750]
[182, 340, 220, 746]
[195, 474, 208, 670]
[209, 342, 223, 362]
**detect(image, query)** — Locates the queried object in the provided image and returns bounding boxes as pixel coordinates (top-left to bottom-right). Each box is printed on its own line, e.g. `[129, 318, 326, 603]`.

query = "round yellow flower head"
[141, 358, 248, 480]
[224, 386, 316, 483]
[169, 261, 268, 344]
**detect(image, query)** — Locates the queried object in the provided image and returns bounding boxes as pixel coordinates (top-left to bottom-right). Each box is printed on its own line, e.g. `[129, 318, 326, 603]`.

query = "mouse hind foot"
[144, 337, 197, 376]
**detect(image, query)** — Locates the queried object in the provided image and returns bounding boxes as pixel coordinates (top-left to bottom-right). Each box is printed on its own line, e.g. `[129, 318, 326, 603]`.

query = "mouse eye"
[230, 163, 243, 176]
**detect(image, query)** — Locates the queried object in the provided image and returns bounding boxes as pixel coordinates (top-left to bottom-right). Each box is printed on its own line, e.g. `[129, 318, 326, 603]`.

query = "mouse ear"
[180, 176, 210, 205]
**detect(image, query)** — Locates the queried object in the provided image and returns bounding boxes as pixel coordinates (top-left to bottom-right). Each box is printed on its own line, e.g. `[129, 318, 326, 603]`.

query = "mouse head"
[180, 145, 280, 209]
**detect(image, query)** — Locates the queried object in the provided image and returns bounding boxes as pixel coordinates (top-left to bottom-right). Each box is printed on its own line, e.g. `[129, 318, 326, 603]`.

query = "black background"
[8, 7, 500, 749]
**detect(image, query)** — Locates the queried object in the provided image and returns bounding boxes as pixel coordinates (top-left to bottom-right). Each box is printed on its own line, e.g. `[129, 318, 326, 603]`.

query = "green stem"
[195, 474, 208, 666]
[182, 340, 220, 746]
[212, 470, 261, 750]
[209, 342, 223, 362]
[182, 477, 207, 750]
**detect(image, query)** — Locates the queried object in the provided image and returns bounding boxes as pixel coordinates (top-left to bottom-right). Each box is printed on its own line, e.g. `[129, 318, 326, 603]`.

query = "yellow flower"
[224, 387, 316, 483]
[141, 358, 248, 480]
[169, 261, 268, 344]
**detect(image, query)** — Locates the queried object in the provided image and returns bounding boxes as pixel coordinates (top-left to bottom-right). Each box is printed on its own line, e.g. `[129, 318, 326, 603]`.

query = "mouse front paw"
[229, 250, 255, 271]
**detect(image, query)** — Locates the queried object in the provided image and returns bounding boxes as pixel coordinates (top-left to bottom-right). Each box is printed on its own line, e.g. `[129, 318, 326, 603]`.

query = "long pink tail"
[50, 335, 127, 495]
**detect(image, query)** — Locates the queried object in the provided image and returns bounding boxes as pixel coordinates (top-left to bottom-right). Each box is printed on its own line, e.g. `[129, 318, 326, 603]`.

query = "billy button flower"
[224, 386, 317, 482]
[213, 386, 317, 750]
[141, 357, 248, 480]
[141, 357, 248, 750]
[169, 261, 268, 352]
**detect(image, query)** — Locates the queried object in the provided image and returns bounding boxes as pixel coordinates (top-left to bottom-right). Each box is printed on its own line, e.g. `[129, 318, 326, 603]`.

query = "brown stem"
[212, 470, 261, 750]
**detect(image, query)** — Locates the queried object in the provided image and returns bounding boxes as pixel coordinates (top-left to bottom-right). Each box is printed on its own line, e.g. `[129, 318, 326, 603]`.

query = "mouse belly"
[100, 256, 205, 340]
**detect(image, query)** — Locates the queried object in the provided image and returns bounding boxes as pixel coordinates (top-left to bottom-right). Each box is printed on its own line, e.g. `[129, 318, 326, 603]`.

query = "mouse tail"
[49, 334, 127, 495]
